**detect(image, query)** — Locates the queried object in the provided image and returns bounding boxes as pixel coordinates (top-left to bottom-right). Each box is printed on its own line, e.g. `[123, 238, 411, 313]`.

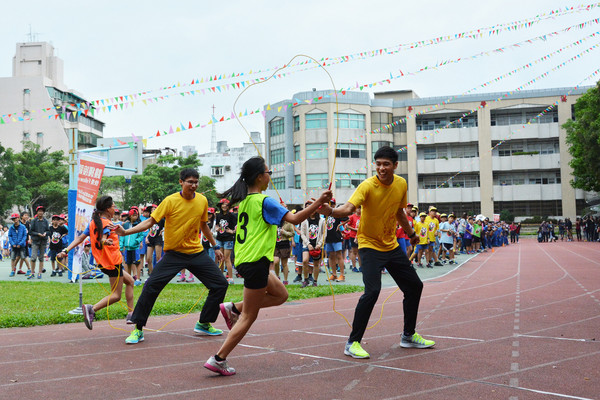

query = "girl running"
[59, 196, 135, 329]
[204, 156, 332, 376]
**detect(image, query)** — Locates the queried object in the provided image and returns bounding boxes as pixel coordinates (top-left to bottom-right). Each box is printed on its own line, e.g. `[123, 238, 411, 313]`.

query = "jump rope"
[232, 54, 399, 330]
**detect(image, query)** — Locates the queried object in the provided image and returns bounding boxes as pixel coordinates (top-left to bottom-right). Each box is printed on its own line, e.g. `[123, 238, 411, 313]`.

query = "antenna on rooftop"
[26, 24, 42, 42]
[211, 104, 217, 153]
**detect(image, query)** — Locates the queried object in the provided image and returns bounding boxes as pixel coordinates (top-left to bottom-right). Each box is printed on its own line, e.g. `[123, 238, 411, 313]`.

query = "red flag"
[156, 130, 160, 137]
[188, 121, 193, 129]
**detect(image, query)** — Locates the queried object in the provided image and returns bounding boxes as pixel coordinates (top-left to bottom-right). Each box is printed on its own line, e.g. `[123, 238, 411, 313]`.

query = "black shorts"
[464, 238, 473, 247]
[99, 263, 124, 278]
[124, 249, 140, 265]
[473, 236, 480, 243]
[442, 242, 453, 251]
[236, 256, 270, 289]
[351, 239, 359, 248]
[147, 237, 164, 247]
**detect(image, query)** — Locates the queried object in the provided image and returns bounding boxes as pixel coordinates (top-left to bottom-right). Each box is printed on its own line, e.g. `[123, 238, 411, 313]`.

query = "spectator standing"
[8, 213, 28, 277]
[29, 206, 50, 278]
[325, 199, 347, 282]
[48, 215, 68, 277]
[215, 199, 237, 279]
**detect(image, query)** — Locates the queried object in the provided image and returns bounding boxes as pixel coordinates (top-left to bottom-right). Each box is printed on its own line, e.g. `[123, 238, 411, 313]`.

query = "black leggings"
[349, 246, 423, 343]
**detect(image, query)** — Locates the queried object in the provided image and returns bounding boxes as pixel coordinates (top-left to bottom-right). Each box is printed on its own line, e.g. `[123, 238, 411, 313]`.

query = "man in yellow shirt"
[319, 146, 435, 359]
[115, 168, 228, 344]
[424, 206, 443, 266]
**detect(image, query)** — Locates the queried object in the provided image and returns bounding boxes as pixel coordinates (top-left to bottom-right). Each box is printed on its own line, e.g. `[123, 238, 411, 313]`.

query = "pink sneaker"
[204, 356, 235, 376]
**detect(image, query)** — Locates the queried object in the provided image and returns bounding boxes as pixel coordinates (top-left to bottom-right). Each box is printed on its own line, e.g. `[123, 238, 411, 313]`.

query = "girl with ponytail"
[204, 156, 332, 376]
[60, 195, 135, 330]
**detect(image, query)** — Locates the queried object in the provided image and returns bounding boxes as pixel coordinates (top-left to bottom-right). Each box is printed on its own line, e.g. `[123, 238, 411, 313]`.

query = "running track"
[1, 239, 598, 400]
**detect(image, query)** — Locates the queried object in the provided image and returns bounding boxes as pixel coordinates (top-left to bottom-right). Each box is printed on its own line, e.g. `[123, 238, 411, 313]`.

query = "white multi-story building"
[0, 41, 104, 153]
[264, 87, 593, 218]
[197, 131, 265, 194]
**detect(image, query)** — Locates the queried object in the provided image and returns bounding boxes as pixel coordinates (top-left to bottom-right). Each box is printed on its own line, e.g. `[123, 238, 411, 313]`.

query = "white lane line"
[517, 334, 594, 342]
[291, 330, 348, 338]
[425, 335, 484, 342]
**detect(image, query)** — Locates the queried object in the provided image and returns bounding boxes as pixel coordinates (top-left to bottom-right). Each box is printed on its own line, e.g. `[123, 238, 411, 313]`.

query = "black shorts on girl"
[99, 263, 124, 278]
[235, 256, 270, 289]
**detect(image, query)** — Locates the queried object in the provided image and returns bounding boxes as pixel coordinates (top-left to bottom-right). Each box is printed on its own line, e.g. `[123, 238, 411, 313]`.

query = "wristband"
[214, 245, 221, 250]
[408, 232, 416, 239]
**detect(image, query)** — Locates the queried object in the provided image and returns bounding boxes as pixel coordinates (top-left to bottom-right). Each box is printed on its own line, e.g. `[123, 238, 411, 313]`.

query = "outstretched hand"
[109, 223, 126, 236]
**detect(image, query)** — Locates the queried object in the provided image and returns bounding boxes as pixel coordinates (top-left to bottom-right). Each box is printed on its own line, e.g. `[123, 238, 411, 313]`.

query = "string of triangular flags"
[2, 6, 598, 124]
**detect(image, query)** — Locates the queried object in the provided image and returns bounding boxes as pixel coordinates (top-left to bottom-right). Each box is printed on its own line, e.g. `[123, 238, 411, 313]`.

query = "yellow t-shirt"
[347, 175, 407, 252]
[424, 215, 439, 243]
[151, 192, 208, 254]
[413, 220, 429, 245]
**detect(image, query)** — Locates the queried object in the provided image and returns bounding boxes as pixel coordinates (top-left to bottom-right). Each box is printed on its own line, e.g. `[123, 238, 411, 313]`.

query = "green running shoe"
[400, 332, 435, 348]
[125, 328, 144, 344]
[194, 322, 223, 336]
[344, 341, 370, 359]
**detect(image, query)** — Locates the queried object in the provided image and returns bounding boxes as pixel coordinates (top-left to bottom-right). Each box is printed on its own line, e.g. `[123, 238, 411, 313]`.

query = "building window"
[491, 109, 558, 126]
[23, 132, 30, 141]
[271, 177, 285, 189]
[294, 145, 300, 161]
[419, 174, 480, 189]
[270, 148, 285, 165]
[115, 161, 124, 167]
[394, 146, 408, 162]
[372, 141, 393, 154]
[269, 118, 284, 137]
[450, 145, 478, 158]
[335, 173, 367, 188]
[293, 115, 300, 131]
[295, 175, 301, 189]
[306, 143, 328, 159]
[306, 173, 329, 188]
[23, 88, 31, 94]
[416, 114, 477, 131]
[371, 112, 393, 132]
[393, 116, 407, 133]
[306, 113, 327, 129]
[334, 113, 365, 129]
[336, 143, 366, 159]
[211, 166, 224, 176]
[422, 146, 448, 160]
[36, 132, 43, 147]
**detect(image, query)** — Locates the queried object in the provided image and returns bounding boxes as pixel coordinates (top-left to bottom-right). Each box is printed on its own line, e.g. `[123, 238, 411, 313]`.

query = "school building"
[263, 86, 593, 219]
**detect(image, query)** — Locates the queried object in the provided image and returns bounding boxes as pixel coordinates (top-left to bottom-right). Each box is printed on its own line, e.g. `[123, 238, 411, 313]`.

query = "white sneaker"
[219, 302, 239, 330]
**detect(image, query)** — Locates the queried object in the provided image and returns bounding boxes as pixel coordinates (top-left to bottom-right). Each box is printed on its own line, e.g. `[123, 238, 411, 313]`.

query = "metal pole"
[68, 128, 83, 315]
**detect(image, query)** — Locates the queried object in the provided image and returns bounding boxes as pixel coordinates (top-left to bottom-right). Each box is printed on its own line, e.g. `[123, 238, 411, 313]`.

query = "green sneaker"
[125, 328, 144, 344]
[400, 332, 435, 349]
[194, 322, 223, 336]
[344, 341, 370, 359]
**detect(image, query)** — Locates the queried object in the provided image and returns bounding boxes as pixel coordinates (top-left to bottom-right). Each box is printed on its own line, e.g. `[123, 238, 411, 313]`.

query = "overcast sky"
[1, 0, 599, 152]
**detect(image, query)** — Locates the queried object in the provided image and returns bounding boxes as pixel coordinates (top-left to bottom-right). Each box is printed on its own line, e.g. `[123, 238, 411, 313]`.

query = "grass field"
[0, 281, 363, 328]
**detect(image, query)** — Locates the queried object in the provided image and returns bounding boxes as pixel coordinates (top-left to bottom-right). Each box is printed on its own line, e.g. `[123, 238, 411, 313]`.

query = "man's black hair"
[180, 168, 199, 181]
[373, 145, 398, 163]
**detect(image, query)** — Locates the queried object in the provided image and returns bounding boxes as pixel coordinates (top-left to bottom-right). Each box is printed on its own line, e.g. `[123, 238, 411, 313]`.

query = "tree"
[119, 153, 217, 208]
[499, 209, 514, 223]
[98, 175, 130, 210]
[0, 142, 68, 215]
[563, 81, 600, 192]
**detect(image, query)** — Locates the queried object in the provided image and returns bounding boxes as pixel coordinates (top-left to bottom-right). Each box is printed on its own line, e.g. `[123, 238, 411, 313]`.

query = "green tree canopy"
[563, 82, 600, 192]
[0, 142, 68, 216]
[99, 153, 217, 209]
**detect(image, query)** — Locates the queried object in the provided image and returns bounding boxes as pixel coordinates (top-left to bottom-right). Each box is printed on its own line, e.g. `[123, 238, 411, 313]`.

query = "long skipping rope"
[58, 234, 208, 333]
[231, 53, 399, 331]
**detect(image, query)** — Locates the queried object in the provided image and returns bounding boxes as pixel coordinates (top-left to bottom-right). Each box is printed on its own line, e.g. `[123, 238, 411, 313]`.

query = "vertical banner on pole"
[71, 154, 106, 281]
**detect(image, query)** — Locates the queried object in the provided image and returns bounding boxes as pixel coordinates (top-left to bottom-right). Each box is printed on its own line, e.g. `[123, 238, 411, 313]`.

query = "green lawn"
[0, 281, 362, 328]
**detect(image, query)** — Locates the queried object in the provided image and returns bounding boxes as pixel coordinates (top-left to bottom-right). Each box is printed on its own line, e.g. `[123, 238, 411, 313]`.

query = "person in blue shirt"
[8, 213, 28, 277]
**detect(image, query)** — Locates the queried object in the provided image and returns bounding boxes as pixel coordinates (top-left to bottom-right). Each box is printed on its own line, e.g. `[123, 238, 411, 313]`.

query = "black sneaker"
[293, 275, 302, 283]
[434, 261, 443, 266]
[51, 271, 57, 277]
[58, 270, 63, 277]
[426, 264, 433, 268]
